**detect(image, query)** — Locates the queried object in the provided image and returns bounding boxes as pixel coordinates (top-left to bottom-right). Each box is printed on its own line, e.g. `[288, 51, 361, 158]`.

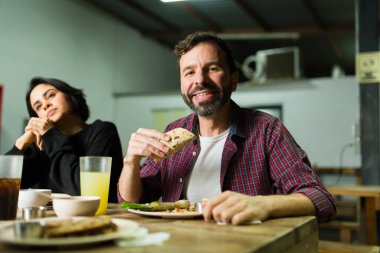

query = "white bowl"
[53, 196, 100, 218]
[51, 193, 71, 199]
[18, 189, 52, 209]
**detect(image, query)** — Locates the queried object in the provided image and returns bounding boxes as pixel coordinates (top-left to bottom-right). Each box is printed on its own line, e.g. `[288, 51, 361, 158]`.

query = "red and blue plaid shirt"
[118, 101, 336, 223]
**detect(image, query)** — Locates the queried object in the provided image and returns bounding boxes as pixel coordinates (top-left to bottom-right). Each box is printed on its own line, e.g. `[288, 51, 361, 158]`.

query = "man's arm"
[203, 191, 315, 225]
[118, 128, 170, 202]
[118, 161, 142, 203]
[264, 117, 336, 223]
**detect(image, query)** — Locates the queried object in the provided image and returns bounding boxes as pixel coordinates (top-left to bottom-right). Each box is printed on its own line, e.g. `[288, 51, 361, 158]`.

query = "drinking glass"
[80, 156, 112, 215]
[0, 155, 23, 220]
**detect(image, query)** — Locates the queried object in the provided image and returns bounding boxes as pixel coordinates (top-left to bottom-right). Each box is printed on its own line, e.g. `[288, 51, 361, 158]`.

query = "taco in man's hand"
[152, 128, 196, 163]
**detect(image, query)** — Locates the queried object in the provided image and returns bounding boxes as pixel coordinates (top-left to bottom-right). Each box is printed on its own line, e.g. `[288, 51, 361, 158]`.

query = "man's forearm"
[118, 162, 142, 202]
[264, 193, 316, 218]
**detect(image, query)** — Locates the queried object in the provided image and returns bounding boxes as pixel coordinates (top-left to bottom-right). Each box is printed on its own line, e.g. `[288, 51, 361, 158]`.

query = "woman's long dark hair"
[26, 77, 90, 121]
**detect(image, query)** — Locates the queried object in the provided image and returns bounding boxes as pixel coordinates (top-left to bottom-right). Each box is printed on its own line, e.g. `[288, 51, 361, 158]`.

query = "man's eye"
[209, 66, 220, 72]
[48, 93, 55, 98]
[35, 105, 41, 111]
[184, 71, 194, 77]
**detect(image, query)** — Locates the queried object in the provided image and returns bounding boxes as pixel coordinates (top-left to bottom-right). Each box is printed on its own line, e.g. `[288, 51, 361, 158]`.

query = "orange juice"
[80, 171, 110, 215]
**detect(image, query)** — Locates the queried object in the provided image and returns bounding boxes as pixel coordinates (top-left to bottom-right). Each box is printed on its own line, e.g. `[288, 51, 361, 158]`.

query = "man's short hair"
[173, 31, 237, 73]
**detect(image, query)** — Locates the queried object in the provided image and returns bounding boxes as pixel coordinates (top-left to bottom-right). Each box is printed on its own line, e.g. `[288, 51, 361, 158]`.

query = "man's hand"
[203, 191, 270, 225]
[203, 191, 316, 225]
[119, 128, 171, 203]
[123, 128, 171, 167]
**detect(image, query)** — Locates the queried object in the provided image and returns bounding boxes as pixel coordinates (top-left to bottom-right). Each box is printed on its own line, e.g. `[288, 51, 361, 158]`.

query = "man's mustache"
[189, 84, 220, 97]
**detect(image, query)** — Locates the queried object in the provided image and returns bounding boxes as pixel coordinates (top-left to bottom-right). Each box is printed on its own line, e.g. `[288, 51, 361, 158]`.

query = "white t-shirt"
[184, 127, 230, 202]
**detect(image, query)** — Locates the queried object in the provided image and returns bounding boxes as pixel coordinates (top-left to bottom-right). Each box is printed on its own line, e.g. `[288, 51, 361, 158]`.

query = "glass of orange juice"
[80, 156, 112, 215]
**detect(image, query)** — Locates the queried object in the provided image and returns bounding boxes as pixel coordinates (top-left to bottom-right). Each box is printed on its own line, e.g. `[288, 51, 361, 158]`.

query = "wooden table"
[327, 185, 380, 245]
[0, 204, 318, 253]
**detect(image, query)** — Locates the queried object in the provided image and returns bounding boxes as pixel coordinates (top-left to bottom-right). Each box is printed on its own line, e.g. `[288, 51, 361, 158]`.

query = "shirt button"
[179, 178, 183, 183]
[192, 152, 196, 156]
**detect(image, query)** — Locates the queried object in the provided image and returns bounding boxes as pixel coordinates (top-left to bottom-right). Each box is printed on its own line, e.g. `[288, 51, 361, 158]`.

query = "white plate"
[128, 208, 203, 219]
[0, 217, 139, 247]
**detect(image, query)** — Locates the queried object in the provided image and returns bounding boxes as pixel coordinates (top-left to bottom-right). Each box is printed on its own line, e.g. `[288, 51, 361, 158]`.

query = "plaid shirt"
[118, 101, 336, 223]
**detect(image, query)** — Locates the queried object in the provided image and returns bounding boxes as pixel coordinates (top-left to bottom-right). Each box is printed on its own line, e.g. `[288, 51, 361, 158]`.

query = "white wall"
[0, 0, 178, 153]
[234, 77, 360, 167]
[114, 77, 361, 167]
[0, 0, 361, 168]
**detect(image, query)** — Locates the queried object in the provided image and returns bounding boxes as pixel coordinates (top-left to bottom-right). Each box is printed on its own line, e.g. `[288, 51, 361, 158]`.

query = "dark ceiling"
[87, 0, 357, 83]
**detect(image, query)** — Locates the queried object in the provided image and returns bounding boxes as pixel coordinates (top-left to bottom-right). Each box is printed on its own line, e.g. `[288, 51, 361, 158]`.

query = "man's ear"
[231, 71, 238, 92]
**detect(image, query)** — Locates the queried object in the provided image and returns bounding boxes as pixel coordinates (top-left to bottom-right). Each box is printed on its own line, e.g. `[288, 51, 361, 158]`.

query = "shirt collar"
[230, 100, 246, 139]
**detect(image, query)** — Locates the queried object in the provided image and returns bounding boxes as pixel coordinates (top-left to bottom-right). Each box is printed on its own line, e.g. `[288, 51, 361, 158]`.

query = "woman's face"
[29, 83, 73, 123]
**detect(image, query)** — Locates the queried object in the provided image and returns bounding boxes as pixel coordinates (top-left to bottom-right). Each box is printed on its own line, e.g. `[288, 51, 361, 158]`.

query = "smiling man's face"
[179, 42, 237, 117]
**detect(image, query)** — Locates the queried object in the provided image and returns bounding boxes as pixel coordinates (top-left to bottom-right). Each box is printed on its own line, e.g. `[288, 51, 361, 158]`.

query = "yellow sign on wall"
[356, 51, 380, 83]
[153, 108, 186, 132]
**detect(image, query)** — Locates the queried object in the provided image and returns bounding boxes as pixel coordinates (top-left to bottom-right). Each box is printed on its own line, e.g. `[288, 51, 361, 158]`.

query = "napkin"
[116, 227, 170, 247]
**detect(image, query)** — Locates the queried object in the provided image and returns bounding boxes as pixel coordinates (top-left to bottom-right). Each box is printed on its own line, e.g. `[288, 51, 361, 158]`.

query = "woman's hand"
[15, 130, 36, 151]
[25, 117, 54, 136]
[123, 128, 170, 167]
[15, 117, 54, 151]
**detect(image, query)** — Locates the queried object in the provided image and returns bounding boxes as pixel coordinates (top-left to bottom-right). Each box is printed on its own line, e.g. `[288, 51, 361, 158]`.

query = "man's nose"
[194, 70, 206, 85]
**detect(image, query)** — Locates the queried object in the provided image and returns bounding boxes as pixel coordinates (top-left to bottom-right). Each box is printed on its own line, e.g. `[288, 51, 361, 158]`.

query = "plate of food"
[127, 209, 203, 219]
[121, 200, 203, 219]
[0, 216, 139, 247]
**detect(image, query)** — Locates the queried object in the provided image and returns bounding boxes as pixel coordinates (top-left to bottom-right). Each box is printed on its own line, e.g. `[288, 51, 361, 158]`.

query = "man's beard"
[182, 83, 232, 117]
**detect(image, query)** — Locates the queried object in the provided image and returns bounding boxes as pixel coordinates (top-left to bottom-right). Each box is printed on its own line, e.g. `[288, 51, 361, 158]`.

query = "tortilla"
[152, 128, 196, 163]
[43, 216, 117, 238]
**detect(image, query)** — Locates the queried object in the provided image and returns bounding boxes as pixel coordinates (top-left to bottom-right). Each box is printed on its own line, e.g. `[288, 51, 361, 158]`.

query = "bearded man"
[118, 32, 336, 225]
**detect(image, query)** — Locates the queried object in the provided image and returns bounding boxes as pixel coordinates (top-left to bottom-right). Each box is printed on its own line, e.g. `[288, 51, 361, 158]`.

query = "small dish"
[22, 206, 47, 221]
[53, 196, 100, 218]
[18, 189, 52, 209]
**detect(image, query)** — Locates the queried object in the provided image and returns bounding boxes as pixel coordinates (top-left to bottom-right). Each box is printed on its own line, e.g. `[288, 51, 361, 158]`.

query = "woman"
[6, 77, 123, 203]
